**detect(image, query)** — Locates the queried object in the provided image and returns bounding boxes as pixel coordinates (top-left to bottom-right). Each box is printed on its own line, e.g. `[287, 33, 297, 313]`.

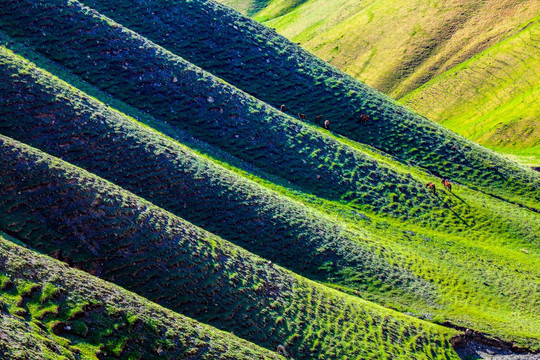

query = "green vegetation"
[0, 136, 460, 359]
[0, 236, 284, 359]
[0, 0, 538, 356]
[0, 42, 438, 306]
[1, 30, 540, 350]
[402, 19, 540, 166]
[217, 0, 540, 166]
[64, 0, 539, 208]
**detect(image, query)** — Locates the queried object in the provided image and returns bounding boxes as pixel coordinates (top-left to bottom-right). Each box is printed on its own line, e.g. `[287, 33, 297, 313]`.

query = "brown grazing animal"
[425, 182, 436, 194]
[315, 115, 323, 121]
[441, 179, 452, 191]
[277, 345, 289, 357]
[280, 104, 286, 112]
[298, 113, 306, 120]
[324, 120, 330, 129]
[359, 114, 370, 123]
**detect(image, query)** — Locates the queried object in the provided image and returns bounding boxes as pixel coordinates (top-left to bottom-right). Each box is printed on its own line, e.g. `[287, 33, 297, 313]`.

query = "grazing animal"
[298, 113, 306, 120]
[277, 345, 289, 357]
[425, 182, 436, 194]
[315, 115, 323, 121]
[324, 120, 330, 129]
[280, 104, 286, 112]
[359, 114, 370, 123]
[442, 179, 452, 191]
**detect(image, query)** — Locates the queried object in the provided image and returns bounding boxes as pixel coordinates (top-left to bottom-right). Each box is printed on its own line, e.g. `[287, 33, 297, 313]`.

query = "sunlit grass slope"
[0, 236, 284, 360]
[50, 0, 540, 209]
[1, 29, 540, 349]
[402, 19, 540, 166]
[1, 2, 527, 230]
[0, 135, 460, 359]
[0, 41, 437, 308]
[218, 0, 540, 166]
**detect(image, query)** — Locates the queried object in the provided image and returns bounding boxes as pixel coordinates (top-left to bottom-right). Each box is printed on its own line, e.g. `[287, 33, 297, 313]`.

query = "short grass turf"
[0, 235, 285, 360]
[1, 0, 538, 211]
[0, 135, 460, 359]
[1, 34, 540, 349]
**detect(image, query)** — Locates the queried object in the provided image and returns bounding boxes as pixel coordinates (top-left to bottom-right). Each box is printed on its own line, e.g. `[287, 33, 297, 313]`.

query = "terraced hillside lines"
[2, 41, 540, 349]
[67, 0, 540, 209]
[0, 136, 460, 359]
[0, 2, 481, 228]
[217, 0, 540, 165]
[3, 0, 539, 216]
[0, 44, 436, 305]
[0, 237, 284, 360]
[402, 19, 540, 158]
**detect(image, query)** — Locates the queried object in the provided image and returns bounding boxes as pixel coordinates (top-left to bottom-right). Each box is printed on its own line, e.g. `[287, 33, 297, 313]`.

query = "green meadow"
[0, 0, 538, 357]
[219, 0, 540, 166]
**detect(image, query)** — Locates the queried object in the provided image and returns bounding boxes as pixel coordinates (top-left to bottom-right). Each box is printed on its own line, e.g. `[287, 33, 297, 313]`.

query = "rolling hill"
[402, 20, 540, 168]
[0, 234, 284, 360]
[0, 0, 539, 357]
[1, 20, 540, 349]
[0, 135, 460, 359]
[0, 0, 538, 214]
[0, 42, 436, 306]
[59, 0, 539, 209]
[217, 0, 540, 166]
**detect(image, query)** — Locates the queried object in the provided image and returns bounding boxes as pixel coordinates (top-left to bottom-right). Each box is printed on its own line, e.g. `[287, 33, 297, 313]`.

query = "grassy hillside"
[0, 0, 539, 355]
[60, 0, 539, 208]
[402, 19, 540, 167]
[0, 41, 436, 307]
[1, 0, 540, 348]
[217, 0, 540, 165]
[1, 0, 539, 213]
[0, 135, 461, 359]
[0, 235, 284, 360]
[1, 29, 540, 351]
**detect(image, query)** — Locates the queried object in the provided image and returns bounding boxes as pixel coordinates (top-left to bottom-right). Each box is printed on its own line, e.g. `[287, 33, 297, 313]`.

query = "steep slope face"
[230, 0, 539, 98]
[0, 136, 460, 359]
[1, 40, 540, 349]
[217, 0, 540, 164]
[0, 5, 499, 230]
[402, 19, 540, 165]
[1, 0, 540, 212]
[0, 42, 435, 306]
[48, 0, 538, 209]
[0, 236, 284, 360]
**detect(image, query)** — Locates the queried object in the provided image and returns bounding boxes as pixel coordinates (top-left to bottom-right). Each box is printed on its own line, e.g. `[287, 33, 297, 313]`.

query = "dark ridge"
[0, 0, 447, 221]
[0, 43, 437, 303]
[73, 0, 540, 210]
[0, 0, 538, 212]
[0, 135, 458, 359]
[0, 236, 284, 360]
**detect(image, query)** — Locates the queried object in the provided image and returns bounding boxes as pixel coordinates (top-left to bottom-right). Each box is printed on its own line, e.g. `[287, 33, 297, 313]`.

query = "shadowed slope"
[0, 236, 284, 360]
[217, 0, 540, 165]
[0, 4, 488, 229]
[56, 0, 540, 209]
[0, 135, 460, 359]
[0, 42, 439, 305]
[1, 13, 539, 348]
